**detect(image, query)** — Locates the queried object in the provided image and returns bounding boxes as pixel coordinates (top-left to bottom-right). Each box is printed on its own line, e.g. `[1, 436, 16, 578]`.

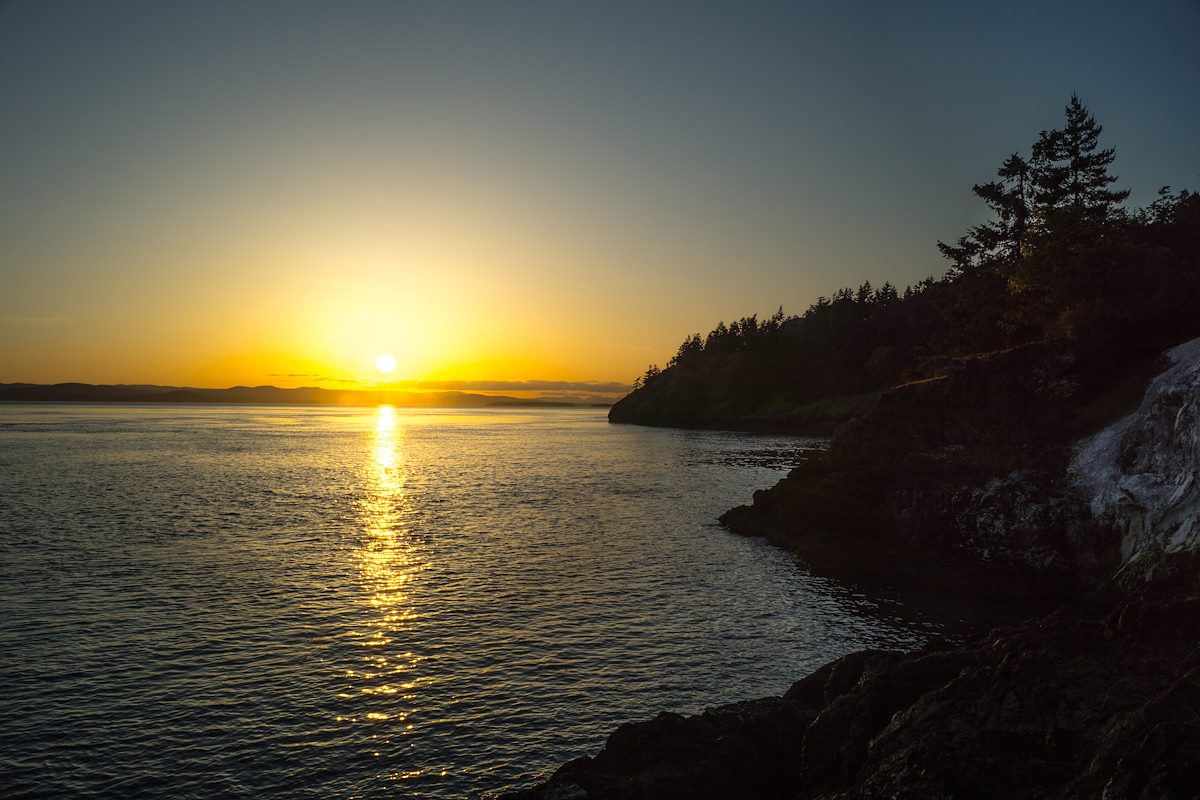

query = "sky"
[2, 0, 1198, 394]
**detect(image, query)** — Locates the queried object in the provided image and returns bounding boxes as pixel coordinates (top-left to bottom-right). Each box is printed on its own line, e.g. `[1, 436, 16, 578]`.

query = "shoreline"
[501, 593, 1200, 800]
[501, 337, 1200, 798]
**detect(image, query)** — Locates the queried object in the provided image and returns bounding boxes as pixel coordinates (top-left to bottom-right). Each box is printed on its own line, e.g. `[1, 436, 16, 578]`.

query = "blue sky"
[1, 0, 1197, 385]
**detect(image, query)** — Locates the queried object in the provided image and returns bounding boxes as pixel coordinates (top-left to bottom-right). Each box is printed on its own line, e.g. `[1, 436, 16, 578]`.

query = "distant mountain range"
[0, 383, 612, 408]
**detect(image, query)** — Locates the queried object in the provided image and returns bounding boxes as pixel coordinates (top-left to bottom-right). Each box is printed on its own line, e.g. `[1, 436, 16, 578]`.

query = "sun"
[375, 353, 397, 375]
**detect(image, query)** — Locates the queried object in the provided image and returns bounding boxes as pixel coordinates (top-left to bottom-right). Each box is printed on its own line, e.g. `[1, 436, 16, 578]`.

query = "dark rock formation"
[500, 338, 1200, 799]
[720, 336, 1200, 602]
[720, 340, 1124, 605]
[1071, 337, 1200, 587]
[502, 596, 1200, 800]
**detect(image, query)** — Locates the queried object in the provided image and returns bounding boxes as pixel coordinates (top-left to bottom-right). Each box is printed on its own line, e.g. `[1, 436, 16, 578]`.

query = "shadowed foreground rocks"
[721, 337, 1200, 604]
[499, 338, 1200, 799]
[719, 340, 1124, 606]
[502, 596, 1200, 800]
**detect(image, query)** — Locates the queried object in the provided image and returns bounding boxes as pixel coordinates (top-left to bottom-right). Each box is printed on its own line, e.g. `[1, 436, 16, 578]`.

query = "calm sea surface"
[0, 404, 936, 799]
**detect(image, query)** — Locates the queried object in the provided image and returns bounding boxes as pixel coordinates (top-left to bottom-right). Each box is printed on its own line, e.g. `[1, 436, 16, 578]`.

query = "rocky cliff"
[719, 339, 1129, 605]
[503, 596, 1200, 800]
[715, 335, 1200, 600]
[500, 337, 1200, 799]
[1071, 337, 1200, 587]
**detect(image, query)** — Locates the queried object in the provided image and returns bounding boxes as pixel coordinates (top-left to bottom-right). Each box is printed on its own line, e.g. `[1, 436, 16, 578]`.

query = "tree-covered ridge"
[626, 96, 1199, 421]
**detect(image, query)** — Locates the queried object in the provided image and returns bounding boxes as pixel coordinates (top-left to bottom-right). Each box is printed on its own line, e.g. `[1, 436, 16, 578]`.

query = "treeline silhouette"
[629, 95, 1200, 415]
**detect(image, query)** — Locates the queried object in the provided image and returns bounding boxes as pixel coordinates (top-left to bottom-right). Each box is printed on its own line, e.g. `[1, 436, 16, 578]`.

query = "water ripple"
[0, 405, 941, 798]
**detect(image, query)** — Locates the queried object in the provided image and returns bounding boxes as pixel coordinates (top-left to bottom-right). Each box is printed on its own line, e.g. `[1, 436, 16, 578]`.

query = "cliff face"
[716, 337, 1200, 602]
[503, 337, 1200, 799]
[1071, 337, 1200, 586]
[612, 333, 1200, 598]
[719, 340, 1124, 604]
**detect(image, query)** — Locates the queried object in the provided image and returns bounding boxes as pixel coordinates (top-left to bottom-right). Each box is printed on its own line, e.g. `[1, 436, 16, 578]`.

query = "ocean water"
[0, 404, 935, 799]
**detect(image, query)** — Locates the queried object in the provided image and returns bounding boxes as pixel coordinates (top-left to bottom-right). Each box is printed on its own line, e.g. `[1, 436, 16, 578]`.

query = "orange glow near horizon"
[0, 231, 653, 397]
[0, 81, 800, 395]
[0, 84, 800, 397]
[4, 3, 1196, 402]
[0, 73, 796, 398]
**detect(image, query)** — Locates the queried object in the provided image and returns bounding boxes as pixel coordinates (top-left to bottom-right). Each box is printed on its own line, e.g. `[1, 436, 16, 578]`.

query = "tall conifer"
[1033, 94, 1128, 220]
[972, 152, 1032, 263]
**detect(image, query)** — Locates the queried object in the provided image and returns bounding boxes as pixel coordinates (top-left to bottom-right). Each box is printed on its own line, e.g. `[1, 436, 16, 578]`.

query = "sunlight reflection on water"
[0, 404, 943, 799]
[340, 407, 428, 753]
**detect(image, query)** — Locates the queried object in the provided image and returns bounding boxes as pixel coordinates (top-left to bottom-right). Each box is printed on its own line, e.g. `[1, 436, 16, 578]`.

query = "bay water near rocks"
[0, 404, 941, 799]
[514, 337, 1200, 800]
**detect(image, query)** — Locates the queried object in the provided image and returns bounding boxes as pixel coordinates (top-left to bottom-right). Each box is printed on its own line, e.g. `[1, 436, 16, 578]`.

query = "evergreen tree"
[1031, 126, 1069, 211]
[874, 282, 899, 304]
[936, 234, 983, 274]
[761, 306, 787, 335]
[668, 333, 704, 368]
[705, 321, 730, 351]
[972, 153, 1032, 262]
[1033, 94, 1128, 220]
[619, 92, 1200, 426]
[1001, 95, 1132, 330]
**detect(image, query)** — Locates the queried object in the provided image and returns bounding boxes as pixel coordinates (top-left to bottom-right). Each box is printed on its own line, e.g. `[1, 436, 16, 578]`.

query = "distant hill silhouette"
[0, 383, 608, 408]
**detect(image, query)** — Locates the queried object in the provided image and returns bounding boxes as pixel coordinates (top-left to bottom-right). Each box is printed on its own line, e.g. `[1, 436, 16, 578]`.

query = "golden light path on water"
[0, 403, 944, 798]
[340, 405, 432, 779]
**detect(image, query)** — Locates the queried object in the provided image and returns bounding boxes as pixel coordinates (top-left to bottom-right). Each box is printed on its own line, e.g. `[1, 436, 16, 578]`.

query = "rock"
[501, 337, 1200, 799]
[516, 698, 814, 800]
[721, 341, 1120, 607]
[726, 335, 1200, 603]
[1071, 336, 1200, 587]
[501, 597, 1200, 800]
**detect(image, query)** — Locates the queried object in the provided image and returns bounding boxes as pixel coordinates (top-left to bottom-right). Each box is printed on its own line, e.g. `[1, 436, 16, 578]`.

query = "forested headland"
[510, 97, 1200, 800]
[610, 96, 1200, 432]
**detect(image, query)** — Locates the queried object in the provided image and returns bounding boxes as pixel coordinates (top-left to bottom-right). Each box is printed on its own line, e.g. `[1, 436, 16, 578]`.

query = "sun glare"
[375, 353, 398, 375]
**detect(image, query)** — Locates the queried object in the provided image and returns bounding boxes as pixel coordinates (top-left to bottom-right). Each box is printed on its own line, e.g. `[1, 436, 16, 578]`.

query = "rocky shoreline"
[503, 595, 1199, 800]
[720, 340, 1120, 607]
[500, 337, 1200, 799]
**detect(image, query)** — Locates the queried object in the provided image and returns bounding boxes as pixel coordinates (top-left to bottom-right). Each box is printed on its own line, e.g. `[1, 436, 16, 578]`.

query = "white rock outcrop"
[1071, 337, 1200, 582]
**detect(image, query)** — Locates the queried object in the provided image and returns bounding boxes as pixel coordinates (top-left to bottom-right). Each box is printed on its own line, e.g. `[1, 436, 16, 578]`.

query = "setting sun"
[375, 353, 397, 375]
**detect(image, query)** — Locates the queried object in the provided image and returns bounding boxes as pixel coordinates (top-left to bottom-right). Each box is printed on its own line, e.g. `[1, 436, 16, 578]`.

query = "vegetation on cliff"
[506, 97, 1200, 800]
[611, 96, 1200, 432]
